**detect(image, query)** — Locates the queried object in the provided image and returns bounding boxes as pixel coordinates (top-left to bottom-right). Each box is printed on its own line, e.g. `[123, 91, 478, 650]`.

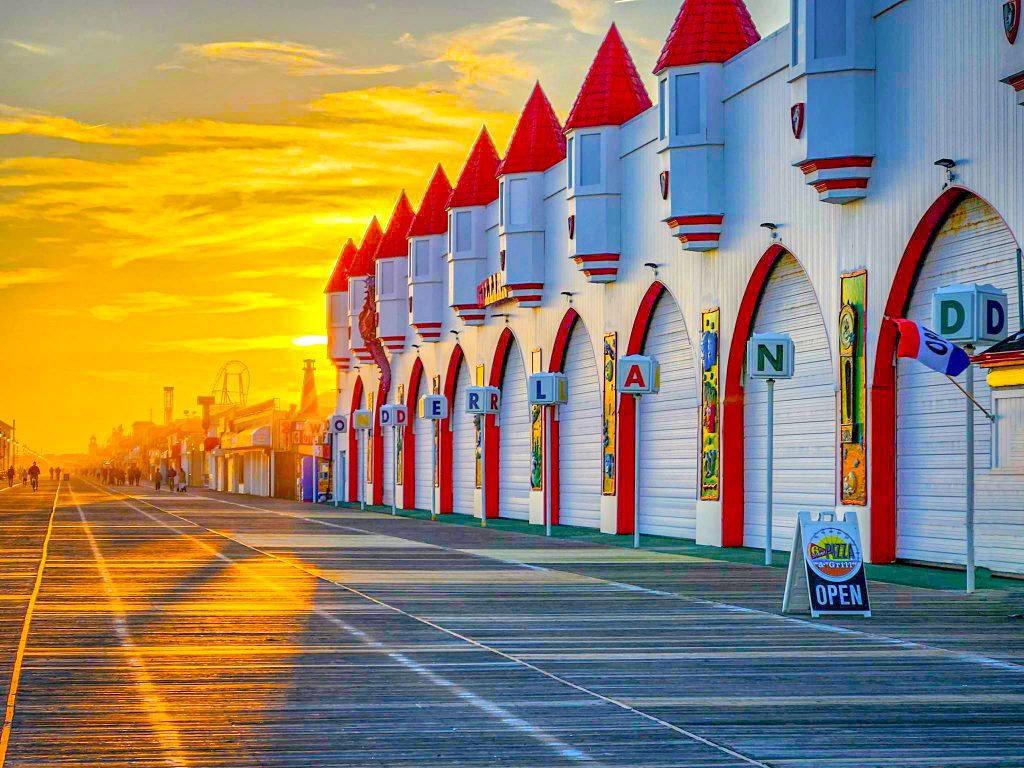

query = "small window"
[674, 73, 700, 136]
[814, 0, 847, 59]
[499, 181, 505, 227]
[413, 240, 429, 277]
[658, 79, 667, 140]
[791, 0, 801, 66]
[447, 214, 453, 254]
[566, 136, 574, 188]
[509, 178, 528, 228]
[455, 210, 472, 251]
[994, 393, 1024, 470]
[579, 133, 601, 186]
[380, 261, 395, 295]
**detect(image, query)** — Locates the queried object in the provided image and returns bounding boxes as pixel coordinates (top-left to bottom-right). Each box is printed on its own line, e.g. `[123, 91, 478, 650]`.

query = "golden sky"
[0, 0, 785, 455]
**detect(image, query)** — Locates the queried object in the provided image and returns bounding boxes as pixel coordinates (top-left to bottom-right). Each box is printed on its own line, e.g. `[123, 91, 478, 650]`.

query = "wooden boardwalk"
[1, 476, 1023, 767]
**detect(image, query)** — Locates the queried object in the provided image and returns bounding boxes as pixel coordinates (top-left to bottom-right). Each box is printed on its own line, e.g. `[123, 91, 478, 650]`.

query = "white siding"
[743, 254, 836, 551]
[559, 326, 602, 529]
[499, 343, 531, 520]
[638, 294, 700, 538]
[452, 364, 476, 515]
[896, 196, 1024, 573]
[414, 374, 434, 511]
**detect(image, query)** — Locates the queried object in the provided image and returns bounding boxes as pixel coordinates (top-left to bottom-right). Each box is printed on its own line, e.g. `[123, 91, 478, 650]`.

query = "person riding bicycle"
[27, 462, 41, 491]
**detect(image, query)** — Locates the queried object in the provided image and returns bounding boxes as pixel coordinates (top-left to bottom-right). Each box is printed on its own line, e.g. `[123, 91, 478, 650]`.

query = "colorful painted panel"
[432, 375, 440, 488]
[700, 308, 720, 501]
[840, 270, 867, 505]
[530, 348, 543, 491]
[396, 384, 404, 485]
[602, 332, 617, 495]
[366, 391, 374, 485]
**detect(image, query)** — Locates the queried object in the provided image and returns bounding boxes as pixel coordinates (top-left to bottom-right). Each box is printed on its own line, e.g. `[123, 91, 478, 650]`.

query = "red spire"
[408, 165, 452, 237]
[374, 192, 416, 260]
[447, 128, 500, 209]
[349, 217, 383, 276]
[324, 238, 357, 293]
[564, 24, 652, 131]
[654, 0, 760, 73]
[498, 83, 566, 175]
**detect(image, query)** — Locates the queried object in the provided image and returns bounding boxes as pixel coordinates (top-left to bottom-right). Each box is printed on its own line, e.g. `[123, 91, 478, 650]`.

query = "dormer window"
[659, 78, 667, 140]
[455, 210, 472, 251]
[579, 133, 601, 186]
[566, 136, 574, 188]
[673, 73, 700, 137]
[499, 181, 505, 227]
[413, 240, 430, 277]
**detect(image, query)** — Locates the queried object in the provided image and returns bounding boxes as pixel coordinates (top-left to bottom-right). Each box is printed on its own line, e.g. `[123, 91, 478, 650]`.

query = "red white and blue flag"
[895, 319, 971, 376]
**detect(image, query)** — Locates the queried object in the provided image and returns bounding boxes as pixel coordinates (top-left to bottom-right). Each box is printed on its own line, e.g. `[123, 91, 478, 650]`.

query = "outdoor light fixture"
[450, 330, 460, 342]
[561, 291, 575, 305]
[760, 222, 779, 240]
[935, 158, 956, 188]
[491, 313, 512, 324]
[644, 262, 660, 278]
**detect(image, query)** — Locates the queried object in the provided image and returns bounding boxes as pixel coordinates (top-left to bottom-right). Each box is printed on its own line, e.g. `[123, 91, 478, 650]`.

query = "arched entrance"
[488, 329, 531, 521]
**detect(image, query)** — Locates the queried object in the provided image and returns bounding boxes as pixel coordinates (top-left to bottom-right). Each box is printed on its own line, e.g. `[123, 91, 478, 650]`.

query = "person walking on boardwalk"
[27, 462, 40, 491]
[153, 468, 162, 491]
[6, 466, 13, 487]
[54, 466, 62, 483]
[166, 466, 176, 493]
[21, 468, 27, 485]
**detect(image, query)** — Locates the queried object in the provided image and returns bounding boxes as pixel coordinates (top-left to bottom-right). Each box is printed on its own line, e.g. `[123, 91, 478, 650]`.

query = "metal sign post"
[747, 334, 795, 566]
[527, 373, 568, 538]
[964, 345, 976, 593]
[466, 386, 500, 528]
[418, 395, 448, 523]
[617, 355, 661, 549]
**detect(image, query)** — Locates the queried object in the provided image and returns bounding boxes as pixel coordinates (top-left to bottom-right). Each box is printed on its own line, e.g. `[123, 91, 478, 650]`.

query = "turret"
[374, 192, 416, 354]
[408, 165, 452, 342]
[655, 0, 759, 250]
[325, 238, 356, 377]
[790, 0, 876, 203]
[348, 217, 383, 363]
[446, 128, 500, 326]
[494, 83, 565, 308]
[564, 25, 651, 283]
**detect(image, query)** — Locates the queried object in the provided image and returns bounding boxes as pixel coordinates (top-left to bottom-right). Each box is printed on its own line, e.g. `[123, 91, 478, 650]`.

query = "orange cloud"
[165, 40, 404, 76]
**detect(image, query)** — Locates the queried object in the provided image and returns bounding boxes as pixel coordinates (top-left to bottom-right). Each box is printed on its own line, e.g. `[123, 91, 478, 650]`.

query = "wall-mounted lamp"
[491, 313, 512, 325]
[561, 291, 575, 306]
[934, 158, 956, 189]
[760, 222, 779, 240]
[644, 262, 660, 278]
[450, 330, 461, 342]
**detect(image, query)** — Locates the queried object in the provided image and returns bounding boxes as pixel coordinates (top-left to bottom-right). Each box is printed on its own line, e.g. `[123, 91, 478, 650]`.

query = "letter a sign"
[617, 355, 660, 394]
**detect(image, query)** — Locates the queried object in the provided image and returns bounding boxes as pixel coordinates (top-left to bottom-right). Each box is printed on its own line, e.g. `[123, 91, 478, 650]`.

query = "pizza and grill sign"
[783, 510, 871, 618]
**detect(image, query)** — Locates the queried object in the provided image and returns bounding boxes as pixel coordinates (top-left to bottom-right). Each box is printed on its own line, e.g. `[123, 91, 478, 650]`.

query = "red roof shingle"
[654, 0, 760, 73]
[349, 217, 383, 277]
[498, 83, 566, 176]
[564, 24, 652, 131]
[408, 165, 452, 237]
[447, 128, 500, 209]
[324, 238, 357, 293]
[374, 192, 415, 260]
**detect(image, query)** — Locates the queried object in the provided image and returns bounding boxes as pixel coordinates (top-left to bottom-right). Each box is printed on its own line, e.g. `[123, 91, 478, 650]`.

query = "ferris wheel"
[212, 361, 250, 406]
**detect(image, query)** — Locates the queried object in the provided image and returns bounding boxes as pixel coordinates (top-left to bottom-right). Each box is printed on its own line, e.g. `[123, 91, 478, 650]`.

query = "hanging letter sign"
[418, 394, 448, 420]
[616, 355, 660, 395]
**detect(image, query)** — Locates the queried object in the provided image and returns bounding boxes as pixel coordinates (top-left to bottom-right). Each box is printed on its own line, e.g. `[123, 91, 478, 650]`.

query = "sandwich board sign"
[783, 510, 871, 618]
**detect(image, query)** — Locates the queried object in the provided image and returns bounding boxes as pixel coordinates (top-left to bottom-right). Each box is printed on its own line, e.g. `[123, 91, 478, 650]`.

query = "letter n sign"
[747, 333, 795, 380]
[617, 355, 660, 394]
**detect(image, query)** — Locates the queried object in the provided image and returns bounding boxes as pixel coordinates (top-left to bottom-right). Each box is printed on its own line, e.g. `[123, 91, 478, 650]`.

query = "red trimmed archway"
[347, 376, 364, 503]
[483, 328, 518, 518]
[616, 281, 667, 534]
[721, 244, 789, 547]
[869, 187, 972, 563]
[545, 307, 581, 527]
[402, 357, 425, 510]
[439, 344, 465, 514]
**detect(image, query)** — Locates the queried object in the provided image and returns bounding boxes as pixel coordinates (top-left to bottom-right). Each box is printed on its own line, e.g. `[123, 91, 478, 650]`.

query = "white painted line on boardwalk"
[85, 482, 610, 768]
[0, 480, 60, 768]
[102, 483, 773, 768]
[69, 485, 190, 768]
[180, 489, 1024, 675]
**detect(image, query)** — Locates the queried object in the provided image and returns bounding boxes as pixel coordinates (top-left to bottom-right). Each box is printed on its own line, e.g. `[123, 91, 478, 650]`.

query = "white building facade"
[324, 0, 1024, 573]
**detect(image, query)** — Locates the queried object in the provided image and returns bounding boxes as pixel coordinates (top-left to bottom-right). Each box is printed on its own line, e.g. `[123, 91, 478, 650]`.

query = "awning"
[204, 437, 221, 451]
[227, 426, 272, 450]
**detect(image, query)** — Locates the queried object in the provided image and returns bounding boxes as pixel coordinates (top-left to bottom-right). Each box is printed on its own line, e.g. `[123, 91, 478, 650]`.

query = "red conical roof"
[447, 128, 500, 209]
[408, 165, 452, 237]
[498, 83, 566, 176]
[654, 0, 760, 73]
[324, 238, 357, 293]
[374, 192, 415, 260]
[349, 217, 383, 276]
[564, 24, 652, 131]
